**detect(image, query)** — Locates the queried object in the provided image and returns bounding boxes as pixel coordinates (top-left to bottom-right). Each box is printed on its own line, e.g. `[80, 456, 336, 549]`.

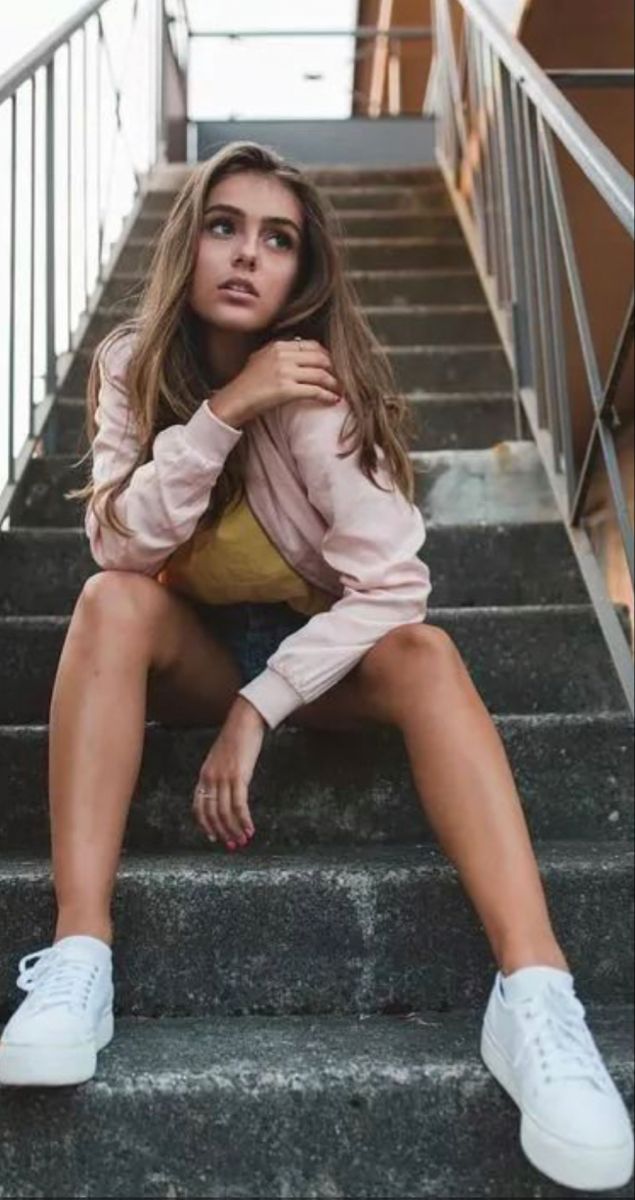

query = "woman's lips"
[218, 286, 258, 303]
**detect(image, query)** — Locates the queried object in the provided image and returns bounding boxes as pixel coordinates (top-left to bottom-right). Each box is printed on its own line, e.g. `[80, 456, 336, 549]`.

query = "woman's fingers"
[195, 782, 223, 842]
[196, 781, 256, 850]
[215, 780, 238, 843]
[233, 780, 255, 839]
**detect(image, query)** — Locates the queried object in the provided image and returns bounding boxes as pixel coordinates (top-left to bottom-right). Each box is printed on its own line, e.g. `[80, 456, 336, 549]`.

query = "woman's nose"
[235, 244, 257, 265]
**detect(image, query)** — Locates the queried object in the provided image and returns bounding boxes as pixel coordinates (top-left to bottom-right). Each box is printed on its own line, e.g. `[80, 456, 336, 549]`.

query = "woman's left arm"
[237, 397, 433, 731]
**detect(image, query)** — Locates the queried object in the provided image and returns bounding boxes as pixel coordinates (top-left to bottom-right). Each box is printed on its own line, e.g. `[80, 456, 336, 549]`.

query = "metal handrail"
[0, 1, 105, 102]
[432, 0, 634, 714]
[0, 0, 189, 528]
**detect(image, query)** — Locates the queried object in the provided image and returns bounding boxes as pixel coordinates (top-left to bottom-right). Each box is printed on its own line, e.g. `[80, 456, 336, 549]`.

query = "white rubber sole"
[0, 1009, 114, 1086]
[481, 1020, 634, 1192]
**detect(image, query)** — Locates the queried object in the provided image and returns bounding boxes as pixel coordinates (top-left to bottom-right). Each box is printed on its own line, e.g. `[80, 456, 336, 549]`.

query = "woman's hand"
[209, 339, 343, 427]
[193, 697, 266, 850]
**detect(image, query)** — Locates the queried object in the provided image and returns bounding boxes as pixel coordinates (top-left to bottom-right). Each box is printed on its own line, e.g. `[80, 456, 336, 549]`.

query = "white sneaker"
[480, 964, 634, 1191]
[0, 934, 114, 1086]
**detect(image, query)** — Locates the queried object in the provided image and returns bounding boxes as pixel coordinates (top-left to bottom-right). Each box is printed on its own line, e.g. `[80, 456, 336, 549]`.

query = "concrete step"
[1, 714, 632, 853]
[57, 339, 510, 398]
[0, 605, 630, 725]
[0, 523, 587, 616]
[111, 235, 473, 277]
[261, 166, 447, 187]
[146, 164, 445, 189]
[51, 391, 526, 457]
[9, 443, 556, 529]
[0, 1005, 631, 1197]
[75, 304, 499, 359]
[129, 209, 463, 241]
[1, 841, 632, 1019]
[144, 182, 455, 214]
[99, 267, 487, 310]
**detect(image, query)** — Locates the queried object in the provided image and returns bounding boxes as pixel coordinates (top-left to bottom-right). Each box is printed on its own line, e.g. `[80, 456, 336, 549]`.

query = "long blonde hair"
[66, 140, 419, 537]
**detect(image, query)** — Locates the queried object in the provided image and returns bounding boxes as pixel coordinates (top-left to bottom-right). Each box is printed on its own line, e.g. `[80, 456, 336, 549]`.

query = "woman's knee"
[358, 623, 460, 695]
[77, 570, 168, 645]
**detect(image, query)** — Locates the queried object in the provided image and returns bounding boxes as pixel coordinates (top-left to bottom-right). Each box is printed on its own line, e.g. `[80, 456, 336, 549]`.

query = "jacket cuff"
[182, 401, 243, 458]
[237, 667, 306, 731]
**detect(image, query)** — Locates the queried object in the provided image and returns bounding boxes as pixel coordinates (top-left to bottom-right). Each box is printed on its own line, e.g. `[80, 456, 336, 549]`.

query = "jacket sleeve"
[84, 333, 244, 574]
[237, 398, 433, 731]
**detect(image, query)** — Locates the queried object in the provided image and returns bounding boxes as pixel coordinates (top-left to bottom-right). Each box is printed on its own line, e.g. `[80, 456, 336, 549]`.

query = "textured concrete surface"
[0, 714, 632, 852]
[0, 605, 630, 724]
[1, 842, 632, 1020]
[0, 1008, 632, 1198]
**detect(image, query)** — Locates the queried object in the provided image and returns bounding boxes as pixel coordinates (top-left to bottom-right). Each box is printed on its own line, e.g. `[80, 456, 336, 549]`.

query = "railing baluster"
[82, 24, 89, 313]
[29, 76, 36, 440]
[67, 39, 72, 350]
[96, 17, 102, 278]
[45, 57, 55, 395]
[8, 93, 17, 484]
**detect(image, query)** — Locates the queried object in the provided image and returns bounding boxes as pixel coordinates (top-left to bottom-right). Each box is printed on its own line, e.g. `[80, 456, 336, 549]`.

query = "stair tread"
[1, 1004, 630, 1077]
[0, 603, 611, 626]
[2, 839, 632, 874]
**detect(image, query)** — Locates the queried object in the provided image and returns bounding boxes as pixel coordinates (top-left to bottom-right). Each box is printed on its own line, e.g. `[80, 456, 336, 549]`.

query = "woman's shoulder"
[276, 394, 354, 446]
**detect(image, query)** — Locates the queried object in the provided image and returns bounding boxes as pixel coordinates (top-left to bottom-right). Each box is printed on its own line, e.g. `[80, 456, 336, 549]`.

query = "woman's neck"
[201, 324, 262, 387]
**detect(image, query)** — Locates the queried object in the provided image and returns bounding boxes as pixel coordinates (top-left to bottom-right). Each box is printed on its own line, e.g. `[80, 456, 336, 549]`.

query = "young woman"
[0, 141, 632, 1192]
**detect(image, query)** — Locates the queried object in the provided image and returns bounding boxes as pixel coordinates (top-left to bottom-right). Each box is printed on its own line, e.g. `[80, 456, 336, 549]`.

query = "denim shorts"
[200, 600, 311, 686]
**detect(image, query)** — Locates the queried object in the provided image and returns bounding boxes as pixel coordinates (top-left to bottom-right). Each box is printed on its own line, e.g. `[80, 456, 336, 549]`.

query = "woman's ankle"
[54, 914, 113, 948]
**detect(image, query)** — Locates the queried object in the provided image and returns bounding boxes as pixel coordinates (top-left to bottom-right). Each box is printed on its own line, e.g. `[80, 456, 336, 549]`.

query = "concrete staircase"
[0, 164, 633, 1197]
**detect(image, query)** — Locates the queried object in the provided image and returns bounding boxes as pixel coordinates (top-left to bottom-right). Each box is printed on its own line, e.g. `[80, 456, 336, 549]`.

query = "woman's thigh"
[136, 584, 244, 728]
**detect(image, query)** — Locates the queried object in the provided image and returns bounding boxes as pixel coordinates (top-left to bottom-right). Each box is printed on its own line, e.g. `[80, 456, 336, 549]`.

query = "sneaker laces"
[16, 947, 101, 1015]
[511, 980, 612, 1093]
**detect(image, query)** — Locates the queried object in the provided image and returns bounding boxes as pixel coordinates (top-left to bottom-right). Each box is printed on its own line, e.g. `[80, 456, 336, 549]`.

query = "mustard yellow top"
[156, 491, 334, 617]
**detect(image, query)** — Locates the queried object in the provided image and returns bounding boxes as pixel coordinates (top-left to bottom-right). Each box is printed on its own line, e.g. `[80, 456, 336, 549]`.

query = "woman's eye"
[206, 218, 293, 249]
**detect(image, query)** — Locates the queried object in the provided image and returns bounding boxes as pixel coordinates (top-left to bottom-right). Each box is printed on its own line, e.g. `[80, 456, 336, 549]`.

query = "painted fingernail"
[207, 834, 217, 843]
[227, 841, 236, 851]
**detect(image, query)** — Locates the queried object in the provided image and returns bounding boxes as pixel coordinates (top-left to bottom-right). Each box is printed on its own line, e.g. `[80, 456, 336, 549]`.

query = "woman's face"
[188, 171, 304, 332]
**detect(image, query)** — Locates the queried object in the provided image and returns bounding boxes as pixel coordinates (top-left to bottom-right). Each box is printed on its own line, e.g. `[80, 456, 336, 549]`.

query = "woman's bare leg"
[293, 624, 570, 977]
[48, 571, 242, 947]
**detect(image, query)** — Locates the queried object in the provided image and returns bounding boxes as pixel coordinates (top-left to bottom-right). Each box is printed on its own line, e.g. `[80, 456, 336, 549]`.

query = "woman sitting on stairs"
[0, 140, 632, 1194]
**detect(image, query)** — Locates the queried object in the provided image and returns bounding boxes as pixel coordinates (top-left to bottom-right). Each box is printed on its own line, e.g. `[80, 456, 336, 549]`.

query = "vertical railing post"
[7, 95, 17, 485]
[155, 0, 167, 164]
[45, 57, 56, 394]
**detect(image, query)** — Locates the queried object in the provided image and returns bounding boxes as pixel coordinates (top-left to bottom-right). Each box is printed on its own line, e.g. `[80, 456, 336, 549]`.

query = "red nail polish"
[227, 841, 236, 851]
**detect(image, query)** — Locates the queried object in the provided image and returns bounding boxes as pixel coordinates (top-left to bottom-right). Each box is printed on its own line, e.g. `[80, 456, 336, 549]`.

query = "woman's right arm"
[84, 333, 244, 575]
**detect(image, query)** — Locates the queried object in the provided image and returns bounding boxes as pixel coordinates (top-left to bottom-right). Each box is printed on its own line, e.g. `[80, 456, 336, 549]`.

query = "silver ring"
[195, 787, 217, 798]
[294, 335, 303, 349]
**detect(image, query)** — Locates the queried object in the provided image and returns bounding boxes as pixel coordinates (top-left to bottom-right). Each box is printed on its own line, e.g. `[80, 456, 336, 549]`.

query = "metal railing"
[0, 13, 431, 529]
[432, 0, 635, 714]
[0, 0, 189, 527]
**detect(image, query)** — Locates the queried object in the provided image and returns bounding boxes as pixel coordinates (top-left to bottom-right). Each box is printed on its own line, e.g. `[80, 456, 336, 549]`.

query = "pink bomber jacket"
[84, 331, 433, 730]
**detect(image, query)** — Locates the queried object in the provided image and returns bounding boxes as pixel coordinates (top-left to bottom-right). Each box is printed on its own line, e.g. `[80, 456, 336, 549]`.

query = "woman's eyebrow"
[203, 202, 301, 236]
